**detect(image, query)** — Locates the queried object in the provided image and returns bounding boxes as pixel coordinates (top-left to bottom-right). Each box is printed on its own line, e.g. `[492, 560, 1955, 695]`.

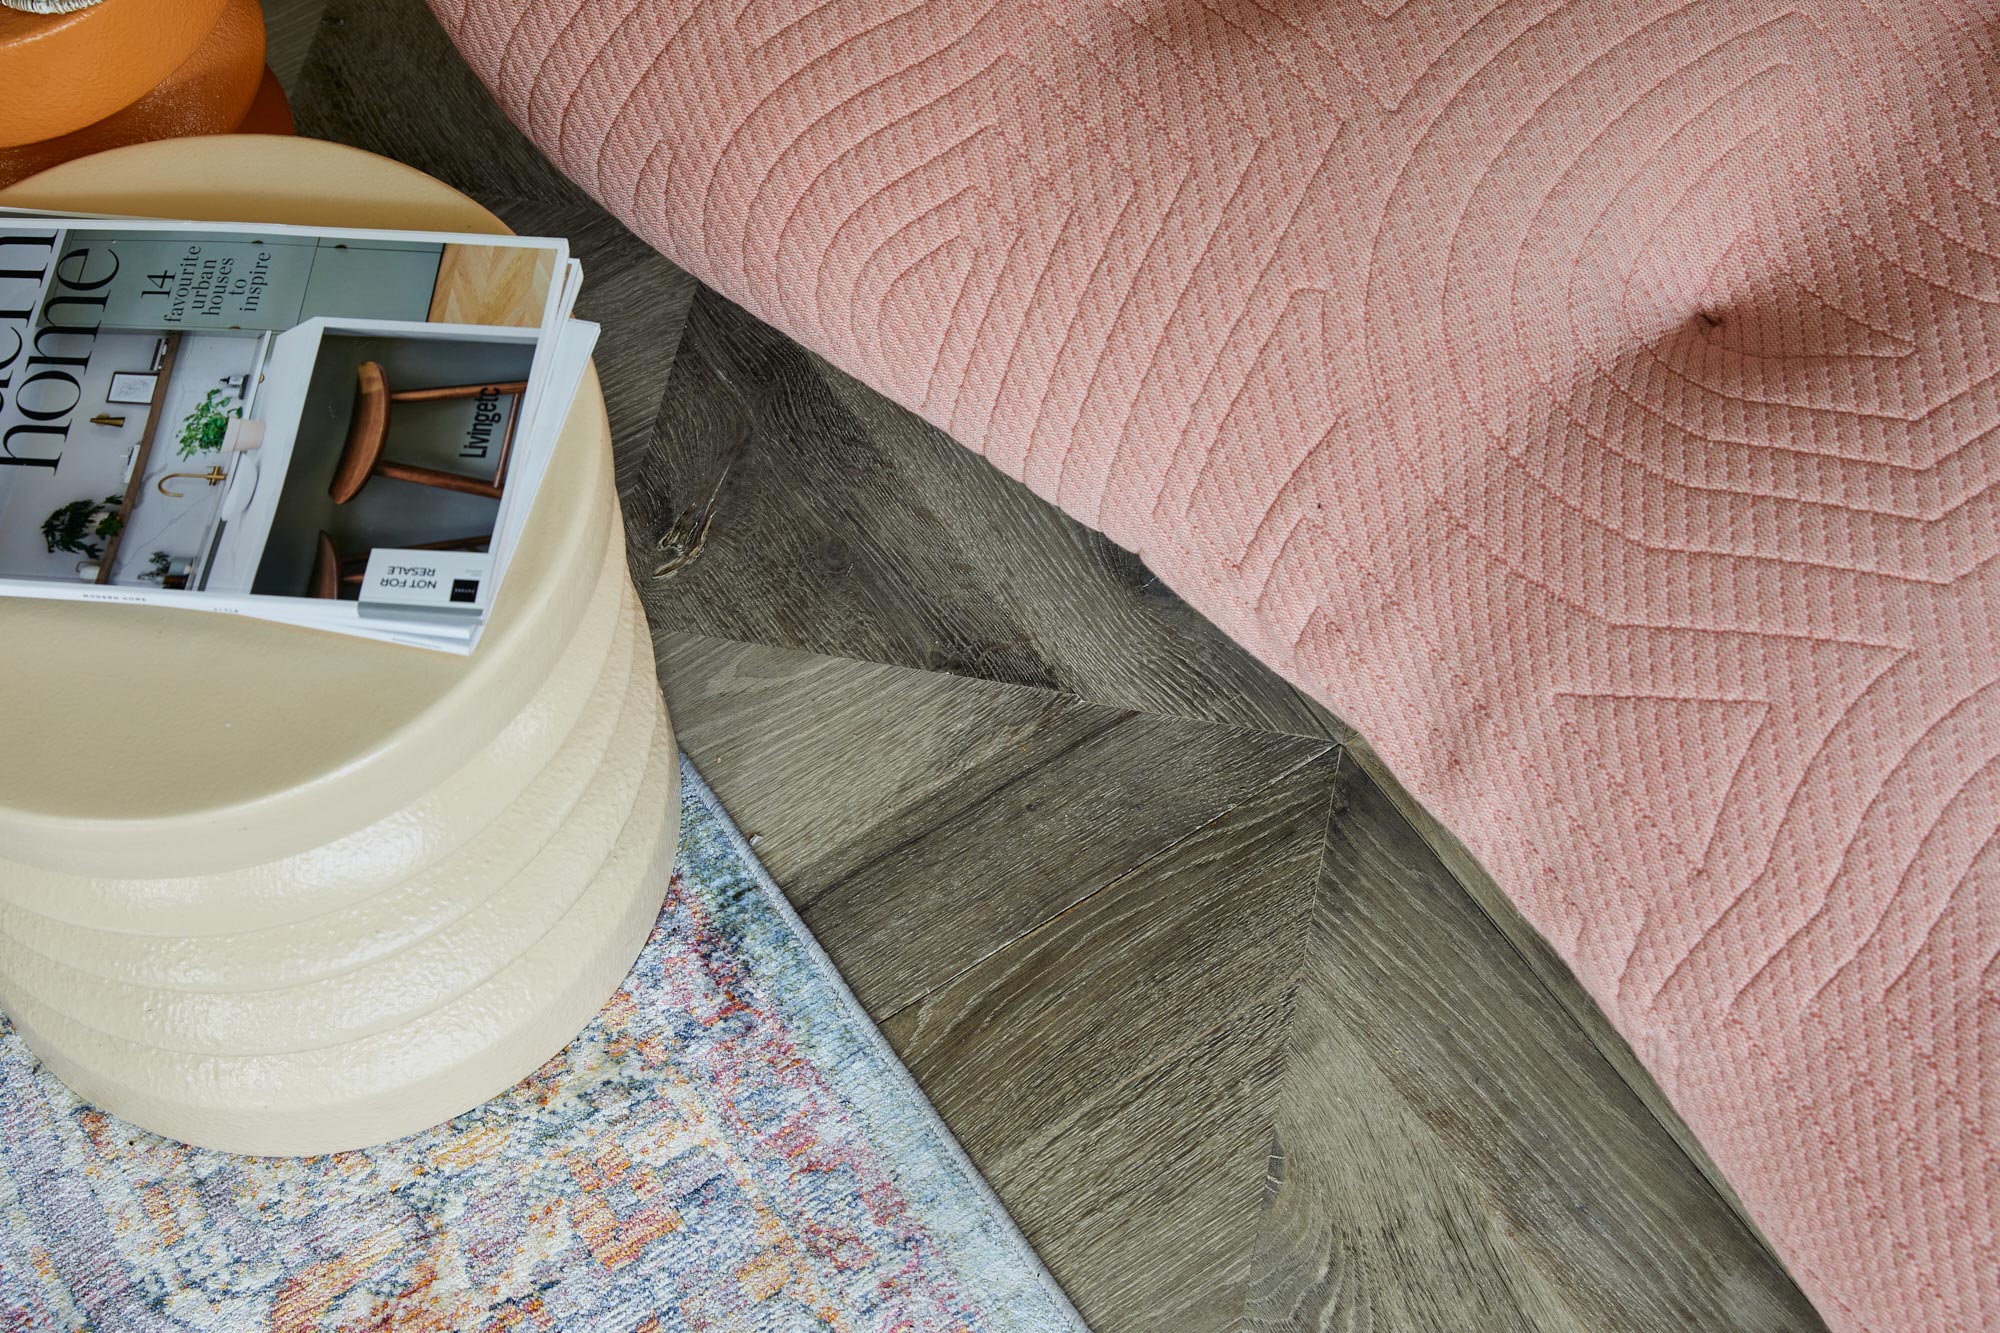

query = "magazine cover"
[0, 217, 594, 652]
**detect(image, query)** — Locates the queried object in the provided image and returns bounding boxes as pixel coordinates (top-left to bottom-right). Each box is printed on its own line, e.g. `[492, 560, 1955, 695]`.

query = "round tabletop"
[0, 137, 614, 876]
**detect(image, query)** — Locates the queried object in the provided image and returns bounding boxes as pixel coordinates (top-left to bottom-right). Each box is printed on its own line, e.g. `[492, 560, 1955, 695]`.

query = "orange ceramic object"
[0, 0, 230, 149]
[237, 66, 295, 136]
[0, 0, 267, 189]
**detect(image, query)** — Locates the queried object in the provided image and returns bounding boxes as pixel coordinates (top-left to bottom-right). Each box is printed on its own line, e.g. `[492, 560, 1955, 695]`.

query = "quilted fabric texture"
[432, 2, 2000, 1328]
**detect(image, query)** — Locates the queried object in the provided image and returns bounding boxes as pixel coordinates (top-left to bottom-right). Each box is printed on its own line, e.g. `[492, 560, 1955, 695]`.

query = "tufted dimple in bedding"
[432, 2, 2000, 1327]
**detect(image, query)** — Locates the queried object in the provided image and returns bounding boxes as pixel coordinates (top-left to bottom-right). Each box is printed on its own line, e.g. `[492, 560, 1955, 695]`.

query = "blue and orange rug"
[0, 761, 1086, 1332]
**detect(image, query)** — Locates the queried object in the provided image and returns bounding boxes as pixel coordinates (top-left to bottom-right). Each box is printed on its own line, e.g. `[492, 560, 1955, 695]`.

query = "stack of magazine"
[0, 209, 598, 654]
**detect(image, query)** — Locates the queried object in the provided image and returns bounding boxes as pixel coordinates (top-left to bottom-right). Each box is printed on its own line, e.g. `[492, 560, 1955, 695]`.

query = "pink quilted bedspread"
[435, 2, 1999, 1326]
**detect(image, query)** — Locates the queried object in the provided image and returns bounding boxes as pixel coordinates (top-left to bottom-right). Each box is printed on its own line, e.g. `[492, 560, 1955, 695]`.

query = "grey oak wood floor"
[267, 4, 1826, 1327]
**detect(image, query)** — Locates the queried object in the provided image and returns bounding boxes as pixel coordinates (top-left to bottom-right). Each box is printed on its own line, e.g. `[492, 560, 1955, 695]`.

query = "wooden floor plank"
[261, 0, 329, 94]
[1258, 758, 1825, 1331]
[660, 634, 1122, 890]
[1343, 738, 1771, 1254]
[661, 633, 1332, 1014]
[882, 754, 1336, 1332]
[1244, 994, 1591, 1333]
[990, 998, 1293, 1333]
[631, 289, 1348, 741]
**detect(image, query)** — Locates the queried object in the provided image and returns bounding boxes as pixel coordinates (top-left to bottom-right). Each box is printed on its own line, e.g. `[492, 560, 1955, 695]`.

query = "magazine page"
[0, 217, 579, 651]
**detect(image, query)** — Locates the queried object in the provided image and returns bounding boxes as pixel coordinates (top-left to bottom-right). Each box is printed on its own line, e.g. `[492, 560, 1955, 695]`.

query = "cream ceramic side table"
[0, 138, 677, 1155]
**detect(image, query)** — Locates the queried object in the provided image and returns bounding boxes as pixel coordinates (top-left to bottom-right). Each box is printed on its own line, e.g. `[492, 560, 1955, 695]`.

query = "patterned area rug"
[0, 760, 1084, 1332]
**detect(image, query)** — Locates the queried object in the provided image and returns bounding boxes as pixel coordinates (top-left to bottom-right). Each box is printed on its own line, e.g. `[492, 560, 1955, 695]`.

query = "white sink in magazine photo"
[217, 451, 260, 524]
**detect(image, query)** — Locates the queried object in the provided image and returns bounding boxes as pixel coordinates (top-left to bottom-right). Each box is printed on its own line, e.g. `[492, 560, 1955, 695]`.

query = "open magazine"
[0, 213, 598, 653]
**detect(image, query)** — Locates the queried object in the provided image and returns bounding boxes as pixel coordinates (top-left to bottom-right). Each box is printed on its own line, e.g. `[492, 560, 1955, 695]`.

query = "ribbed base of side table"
[0, 548, 676, 1156]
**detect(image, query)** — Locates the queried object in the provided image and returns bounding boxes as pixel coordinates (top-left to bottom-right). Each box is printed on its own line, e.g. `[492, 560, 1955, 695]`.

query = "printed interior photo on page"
[250, 327, 529, 612]
[0, 218, 586, 650]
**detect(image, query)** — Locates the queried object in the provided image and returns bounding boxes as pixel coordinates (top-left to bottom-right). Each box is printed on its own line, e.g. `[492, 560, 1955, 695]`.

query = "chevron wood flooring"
[277, 3, 1825, 1327]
